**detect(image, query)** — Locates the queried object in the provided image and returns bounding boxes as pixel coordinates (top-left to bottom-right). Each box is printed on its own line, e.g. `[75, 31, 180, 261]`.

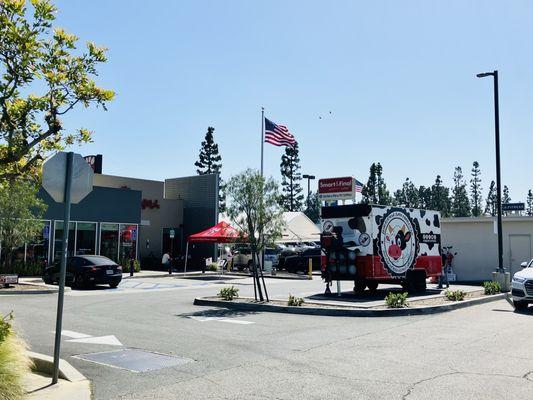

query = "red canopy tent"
[184, 221, 242, 272]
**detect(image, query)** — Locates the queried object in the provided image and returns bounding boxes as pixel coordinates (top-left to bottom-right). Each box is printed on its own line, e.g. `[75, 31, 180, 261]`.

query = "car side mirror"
[520, 262, 528, 268]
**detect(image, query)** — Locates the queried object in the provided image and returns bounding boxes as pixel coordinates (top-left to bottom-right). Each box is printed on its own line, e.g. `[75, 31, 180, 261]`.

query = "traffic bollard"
[308, 258, 313, 280]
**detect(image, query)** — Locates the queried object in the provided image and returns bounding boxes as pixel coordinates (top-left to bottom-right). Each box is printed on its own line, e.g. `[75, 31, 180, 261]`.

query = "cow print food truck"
[320, 204, 442, 294]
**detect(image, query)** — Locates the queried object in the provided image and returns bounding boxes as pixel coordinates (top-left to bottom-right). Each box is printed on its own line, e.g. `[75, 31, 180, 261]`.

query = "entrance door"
[509, 234, 531, 277]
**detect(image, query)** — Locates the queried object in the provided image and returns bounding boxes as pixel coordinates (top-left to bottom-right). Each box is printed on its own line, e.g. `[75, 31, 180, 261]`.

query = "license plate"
[106, 270, 114, 275]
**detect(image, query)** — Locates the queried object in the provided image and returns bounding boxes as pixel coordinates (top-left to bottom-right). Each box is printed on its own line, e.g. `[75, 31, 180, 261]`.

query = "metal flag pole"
[258, 108, 269, 301]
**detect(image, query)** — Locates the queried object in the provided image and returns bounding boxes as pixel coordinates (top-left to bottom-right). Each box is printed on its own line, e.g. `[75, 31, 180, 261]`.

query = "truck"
[320, 204, 442, 294]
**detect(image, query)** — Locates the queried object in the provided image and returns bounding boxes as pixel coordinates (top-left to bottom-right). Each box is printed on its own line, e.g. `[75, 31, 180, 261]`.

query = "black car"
[282, 247, 321, 274]
[43, 255, 123, 289]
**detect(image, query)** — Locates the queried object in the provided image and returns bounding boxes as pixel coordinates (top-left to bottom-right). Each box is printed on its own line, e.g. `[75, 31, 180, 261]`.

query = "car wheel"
[353, 281, 366, 295]
[109, 282, 119, 289]
[513, 300, 528, 311]
[367, 281, 379, 292]
[43, 273, 52, 285]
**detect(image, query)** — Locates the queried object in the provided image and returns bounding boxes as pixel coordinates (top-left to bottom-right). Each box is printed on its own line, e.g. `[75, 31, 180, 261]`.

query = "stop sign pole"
[51, 152, 73, 385]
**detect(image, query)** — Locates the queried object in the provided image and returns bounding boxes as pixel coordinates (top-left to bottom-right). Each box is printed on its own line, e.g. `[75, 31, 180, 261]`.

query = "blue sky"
[55, 0, 533, 202]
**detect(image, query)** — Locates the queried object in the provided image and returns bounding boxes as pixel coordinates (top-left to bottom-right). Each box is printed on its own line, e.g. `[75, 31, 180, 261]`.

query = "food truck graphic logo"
[377, 209, 419, 276]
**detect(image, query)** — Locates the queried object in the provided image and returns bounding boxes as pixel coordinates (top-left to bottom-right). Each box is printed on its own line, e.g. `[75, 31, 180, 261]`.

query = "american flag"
[355, 179, 364, 193]
[264, 118, 296, 147]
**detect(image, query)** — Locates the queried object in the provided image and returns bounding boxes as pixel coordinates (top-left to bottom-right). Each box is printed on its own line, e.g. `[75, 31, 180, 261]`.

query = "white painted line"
[218, 319, 255, 325]
[67, 335, 123, 346]
[60, 330, 91, 339]
[187, 316, 254, 325]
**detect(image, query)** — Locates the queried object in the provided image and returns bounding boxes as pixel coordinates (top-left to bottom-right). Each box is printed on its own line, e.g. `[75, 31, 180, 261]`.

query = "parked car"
[43, 255, 123, 289]
[511, 259, 533, 310]
[232, 245, 253, 271]
[281, 247, 321, 274]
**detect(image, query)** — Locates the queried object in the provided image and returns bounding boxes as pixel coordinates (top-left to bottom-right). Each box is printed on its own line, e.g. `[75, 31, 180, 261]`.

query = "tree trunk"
[252, 250, 264, 301]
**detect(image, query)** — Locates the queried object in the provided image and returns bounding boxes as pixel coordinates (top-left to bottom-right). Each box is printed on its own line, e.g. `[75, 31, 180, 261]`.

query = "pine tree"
[376, 163, 392, 205]
[195, 127, 225, 210]
[431, 175, 452, 217]
[361, 163, 378, 204]
[195, 127, 222, 174]
[393, 178, 419, 208]
[279, 143, 304, 211]
[451, 167, 471, 217]
[393, 188, 405, 206]
[484, 180, 497, 216]
[527, 189, 533, 216]
[470, 161, 482, 217]
[418, 185, 432, 209]
[304, 192, 321, 223]
[502, 185, 511, 216]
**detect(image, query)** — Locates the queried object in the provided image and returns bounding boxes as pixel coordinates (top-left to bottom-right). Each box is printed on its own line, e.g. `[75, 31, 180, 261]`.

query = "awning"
[187, 221, 242, 243]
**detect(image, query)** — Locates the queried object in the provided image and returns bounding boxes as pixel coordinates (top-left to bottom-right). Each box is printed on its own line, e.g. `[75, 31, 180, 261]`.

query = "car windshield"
[83, 256, 115, 266]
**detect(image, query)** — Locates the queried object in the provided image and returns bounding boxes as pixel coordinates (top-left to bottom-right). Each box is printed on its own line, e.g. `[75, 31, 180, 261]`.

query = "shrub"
[120, 259, 141, 272]
[444, 289, 466, 301]
[3, 260, 44, 277]
[288, 294, 304, 307]
[385, 292, 409, 308]
[0, 313, 33, 400]
[483, 281, 501, 295]
[208, 263, 218, 272]
[219, 286, 239, 300]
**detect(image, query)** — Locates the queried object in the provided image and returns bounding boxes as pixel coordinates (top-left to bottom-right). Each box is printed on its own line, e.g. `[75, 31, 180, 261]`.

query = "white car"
[511, 259, 533, 310]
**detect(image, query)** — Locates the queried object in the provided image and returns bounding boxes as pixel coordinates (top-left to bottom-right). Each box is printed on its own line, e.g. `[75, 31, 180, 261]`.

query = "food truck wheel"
[353, 281, 366, 295]
[367, 281, 378, 292]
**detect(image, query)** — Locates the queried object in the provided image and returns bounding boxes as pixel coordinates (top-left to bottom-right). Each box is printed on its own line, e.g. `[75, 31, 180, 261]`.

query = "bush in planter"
[3, 260, 44, 277]
[0, 312, 33, 400]
[288, 294, 304, 307]
[483, 281, 501, 295]
[120, 259, 141, 273]
[385, 292, 409, 308]
[444, 289, 466, 301]
[208, 263, 218, 272]
[219, 286, 239, 300]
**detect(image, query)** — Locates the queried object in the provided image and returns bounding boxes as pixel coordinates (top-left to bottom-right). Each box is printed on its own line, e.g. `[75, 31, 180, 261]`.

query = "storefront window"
[54, 221, 75, 260]
[76, 222, 96, 255]
[100, 223, 119, 262]
[27, 221, 51, 266]
[119, 224, 137, 262]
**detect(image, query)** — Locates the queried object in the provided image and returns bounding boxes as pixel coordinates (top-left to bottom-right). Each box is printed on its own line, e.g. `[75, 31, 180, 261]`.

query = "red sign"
[318, 177, 354, 194]
[142, 199, 160, 210]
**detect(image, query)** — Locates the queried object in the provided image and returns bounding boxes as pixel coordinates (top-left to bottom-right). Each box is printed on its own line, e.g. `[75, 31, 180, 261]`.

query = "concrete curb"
[27, 351, 87, 382]
[123, 271, 220, 280]
[193, 293, 508, 317]
[222, 272, 316, 280]
[0, 283, 67, 295]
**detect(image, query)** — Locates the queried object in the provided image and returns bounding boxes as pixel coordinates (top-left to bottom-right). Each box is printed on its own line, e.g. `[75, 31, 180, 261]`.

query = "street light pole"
[477, 70, 504, 272]
[302, 174, 315, 209]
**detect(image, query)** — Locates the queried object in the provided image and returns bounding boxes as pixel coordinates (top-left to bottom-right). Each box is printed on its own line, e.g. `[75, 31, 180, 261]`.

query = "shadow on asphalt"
[179, 276, 242, 281]
[307, 287, 443, 303]
[176, 308, 259, 318]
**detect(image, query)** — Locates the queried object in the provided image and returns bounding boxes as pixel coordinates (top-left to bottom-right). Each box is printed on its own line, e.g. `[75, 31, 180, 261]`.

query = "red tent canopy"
[187, 221, 242, 243]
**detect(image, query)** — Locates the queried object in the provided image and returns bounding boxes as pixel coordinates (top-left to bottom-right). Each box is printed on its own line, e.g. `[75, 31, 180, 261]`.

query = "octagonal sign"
[43, 152, 94, 204]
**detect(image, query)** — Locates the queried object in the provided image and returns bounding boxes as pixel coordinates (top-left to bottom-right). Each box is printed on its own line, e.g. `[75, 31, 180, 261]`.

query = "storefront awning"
[187, 221, 242, 243]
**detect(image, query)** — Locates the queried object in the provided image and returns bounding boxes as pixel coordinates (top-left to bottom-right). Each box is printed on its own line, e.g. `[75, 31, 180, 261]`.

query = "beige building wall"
[94, 174, 183, 259]
[441, 216, 533, 281]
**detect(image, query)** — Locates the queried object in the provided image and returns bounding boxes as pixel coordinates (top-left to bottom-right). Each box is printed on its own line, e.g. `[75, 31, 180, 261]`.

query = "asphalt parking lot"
[2, 275, 533, 400]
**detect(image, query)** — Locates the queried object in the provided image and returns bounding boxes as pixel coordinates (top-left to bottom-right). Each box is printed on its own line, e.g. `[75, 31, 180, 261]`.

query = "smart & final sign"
[318, 177, 355, 201]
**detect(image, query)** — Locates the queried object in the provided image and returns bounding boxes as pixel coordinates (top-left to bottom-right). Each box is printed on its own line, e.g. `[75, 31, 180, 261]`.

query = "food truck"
[320, 204, 442, 294]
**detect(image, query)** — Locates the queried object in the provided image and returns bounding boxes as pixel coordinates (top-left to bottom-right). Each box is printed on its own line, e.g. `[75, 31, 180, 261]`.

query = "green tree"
[0, 0, 114, 181]
[361, 163, 378, 204]
[194, 126, 225, 211]
[375, 162, 391, 205]
[502, 185, 511, 216]
[484, 180, 497, 216]
[451, 167, 471, 217]
[279, 142, 304, 211]
[225, 169, 284, 301]
[304, 191, 321, 223]
[470, 161, 482, 216]
[0, 180, 46, 272]
[394, 178, 419, 208]
[431, 175, 451, 217]
[418, 185, 432, 209]
[527, 189, 533, 216]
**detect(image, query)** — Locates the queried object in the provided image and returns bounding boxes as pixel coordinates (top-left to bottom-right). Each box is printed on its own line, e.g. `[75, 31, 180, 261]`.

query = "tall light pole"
[477, 70, 504, 272]
[302, 174, 315, 209]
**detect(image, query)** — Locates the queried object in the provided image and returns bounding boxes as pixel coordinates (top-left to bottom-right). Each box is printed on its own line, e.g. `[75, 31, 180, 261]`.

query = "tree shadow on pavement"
[176, 308, 258, 319]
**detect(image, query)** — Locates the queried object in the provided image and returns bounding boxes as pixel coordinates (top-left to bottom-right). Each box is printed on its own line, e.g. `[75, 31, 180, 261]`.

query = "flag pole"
[258, 107, 269, 301]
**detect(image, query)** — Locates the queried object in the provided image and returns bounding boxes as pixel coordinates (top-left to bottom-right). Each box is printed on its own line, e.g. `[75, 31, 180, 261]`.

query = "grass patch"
[219, 286, 239, 300]
[483, 281, 501, 295]
[385, 292, 409, 308]
[0, 313, 33, 400]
